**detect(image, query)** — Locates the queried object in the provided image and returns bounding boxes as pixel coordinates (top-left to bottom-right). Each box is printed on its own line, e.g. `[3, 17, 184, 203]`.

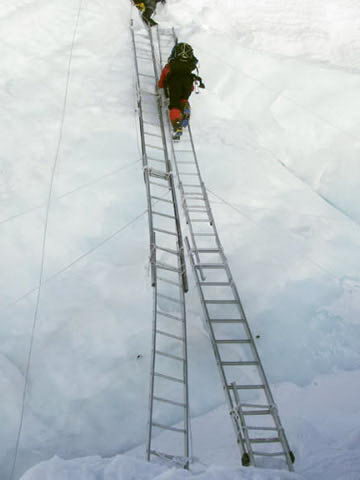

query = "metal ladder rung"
[177, 161, 194, 164]
[149, 157, 165, 164]
[155, 261, 179, 272]
[183, 192, 204, 197]
[194, 263, 225, 269]
[153, 210, 175, 220]
[142, 110, 158, 115]
[199, 282, 230, 286]
[137, 69, 155, 76]
[154, 372, 185, 384]
[135, 35, 152, 41]
[153, 396, 186, 408]
[190, 219, 210, 222]
[157, 276, 180, 287]
[153, 227, 177, 237]
[183, 195, 205, 199]
[145, 131, 162, 138]
[193, 233, 216, 237]
[182, 184, 202, 188]
[184, 198, 206, 203]
[156, 245, 179, 255]
[156, 350, 184, 362]
[150, 181, 169, 189]
[228, 384, 265, 390]
[187, 208, 208, 213]
[156, 329, 184, 341]
[140, 91, 157, 97]
[158, 293, 183, 304]
[243, 409, 271, 415]
[222, 361, 258, 366]
[146, 144, 164, 151]
[174, 150, 193, 153]
[205, 300, 237, 304]
[194, 248, 220, 253]
[252, 451, 286, 457]
[242, 403, 271, 408]
[210, 319, 245, 323]
[216, 339, 251, 344]
[152, 424, 186, 434]
[250, 438, 281, 444]
[157, 310, 183, 322]
[149, 169, 168, 180]
[245, 426, 278, 431]
[151, 195, 172, 204]
[144, 120, 160, 126]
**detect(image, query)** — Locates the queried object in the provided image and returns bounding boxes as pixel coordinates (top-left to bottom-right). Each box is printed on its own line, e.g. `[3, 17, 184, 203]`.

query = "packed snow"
[0, 0, 359, 479]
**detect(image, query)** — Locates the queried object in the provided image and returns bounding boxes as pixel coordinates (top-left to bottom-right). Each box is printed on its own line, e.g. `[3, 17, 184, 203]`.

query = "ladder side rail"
[231, 382, 256, 467]
[146, 267, 158, 461]
[184, 236, 246, 456]
[184, 145, 294, 470]
[227, 263, 295, 469]
[166, 118, 205, 281]
[202, 188, 294, 470]
[131, 23, 161, 459]
[177, 243, 190, 468]
[131, 21, 156, 286]
[187, 124, 205, 180]
[148, 28, 188, 292]
[198, 146, 295, 472]
[156, 26, 164, 67]
[187, 126, 277, 413]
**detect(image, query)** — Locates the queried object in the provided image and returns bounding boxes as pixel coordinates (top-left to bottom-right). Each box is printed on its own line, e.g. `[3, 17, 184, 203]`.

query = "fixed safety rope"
[9, 2, 85, 479]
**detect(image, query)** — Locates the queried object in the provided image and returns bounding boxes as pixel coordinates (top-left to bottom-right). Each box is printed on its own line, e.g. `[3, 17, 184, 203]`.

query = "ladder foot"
[242, 452, 250, 467]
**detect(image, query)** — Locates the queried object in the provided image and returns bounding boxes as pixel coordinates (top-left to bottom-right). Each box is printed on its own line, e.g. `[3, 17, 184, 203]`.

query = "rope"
[206, 188, 343, 284]
[191, 41, 360, 145]
[0, 159, 140, 227]
[9, 2, 84, 478]
[3, 188, 172, 312]
[236, 130, 360, 231]
[2, 209, 147, 311]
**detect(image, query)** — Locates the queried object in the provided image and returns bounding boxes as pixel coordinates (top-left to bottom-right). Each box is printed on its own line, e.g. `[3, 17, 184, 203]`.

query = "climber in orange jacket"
[158, 43, 204, 139]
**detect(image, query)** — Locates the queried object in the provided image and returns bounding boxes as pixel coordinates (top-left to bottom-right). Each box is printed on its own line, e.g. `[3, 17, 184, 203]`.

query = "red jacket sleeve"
[158, 64, 171, 88]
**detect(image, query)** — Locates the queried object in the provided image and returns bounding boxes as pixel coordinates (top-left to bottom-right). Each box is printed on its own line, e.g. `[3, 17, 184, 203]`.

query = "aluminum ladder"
[130, 21, 190, 467]
[155, 27, 295, 471]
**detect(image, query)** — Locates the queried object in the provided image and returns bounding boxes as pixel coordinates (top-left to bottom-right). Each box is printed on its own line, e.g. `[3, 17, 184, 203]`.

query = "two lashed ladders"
[130, 21, 190, 467]
[155, 27, 295, 471]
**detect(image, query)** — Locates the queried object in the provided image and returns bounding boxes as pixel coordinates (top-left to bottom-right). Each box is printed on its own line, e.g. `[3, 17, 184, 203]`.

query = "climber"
[132, 0, 166, 27]
[158, 42, 205, 140]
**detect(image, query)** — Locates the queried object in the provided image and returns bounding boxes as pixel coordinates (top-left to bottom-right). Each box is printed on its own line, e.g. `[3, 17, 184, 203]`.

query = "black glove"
[193, 74, 205, 89]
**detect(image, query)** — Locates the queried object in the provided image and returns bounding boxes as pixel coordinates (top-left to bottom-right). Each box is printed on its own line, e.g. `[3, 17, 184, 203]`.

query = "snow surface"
[0, 0, 359, 479]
